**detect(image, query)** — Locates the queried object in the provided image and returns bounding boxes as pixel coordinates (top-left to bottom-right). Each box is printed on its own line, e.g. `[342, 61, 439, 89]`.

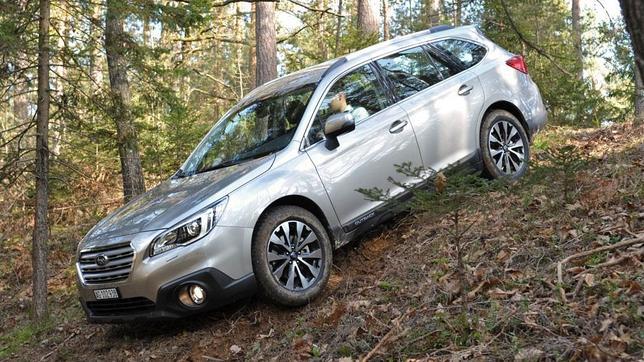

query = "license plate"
[94, 288, 119, 300]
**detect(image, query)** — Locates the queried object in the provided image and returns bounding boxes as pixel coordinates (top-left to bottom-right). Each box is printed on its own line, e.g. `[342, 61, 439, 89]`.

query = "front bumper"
[81, 268, 256, 323]
[76, 225, 256, 323]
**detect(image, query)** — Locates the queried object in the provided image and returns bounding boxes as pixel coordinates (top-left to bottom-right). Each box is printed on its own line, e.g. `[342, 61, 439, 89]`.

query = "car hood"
[83, 155, 275, 242]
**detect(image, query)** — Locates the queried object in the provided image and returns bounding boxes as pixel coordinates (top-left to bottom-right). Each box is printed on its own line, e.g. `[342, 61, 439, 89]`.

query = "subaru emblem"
[95, 254, 109, 266]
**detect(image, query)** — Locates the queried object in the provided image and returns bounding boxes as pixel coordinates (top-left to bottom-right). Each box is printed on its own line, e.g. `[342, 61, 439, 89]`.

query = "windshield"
[181, 85, 315, 176]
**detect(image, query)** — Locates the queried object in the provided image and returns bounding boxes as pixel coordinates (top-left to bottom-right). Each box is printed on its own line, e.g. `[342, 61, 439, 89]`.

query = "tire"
[251, 206, 333, 307]
[480, 110, 530, 180]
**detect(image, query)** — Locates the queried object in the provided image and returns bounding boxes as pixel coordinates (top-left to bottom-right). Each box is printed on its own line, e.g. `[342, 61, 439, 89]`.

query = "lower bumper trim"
[81, 268, 256, 323]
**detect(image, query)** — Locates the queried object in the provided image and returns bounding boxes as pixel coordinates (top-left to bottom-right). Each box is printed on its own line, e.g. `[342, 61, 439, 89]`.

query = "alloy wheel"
[488, 120, 526, 175]
[266, 220, 323, 291]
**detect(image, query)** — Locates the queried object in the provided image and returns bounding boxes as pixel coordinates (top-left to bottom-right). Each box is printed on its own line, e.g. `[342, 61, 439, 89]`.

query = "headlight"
[149, 197, 228, 256]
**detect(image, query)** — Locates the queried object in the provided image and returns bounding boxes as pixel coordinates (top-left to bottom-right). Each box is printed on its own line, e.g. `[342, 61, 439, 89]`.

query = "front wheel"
[251, 206, 333, 307]
[480, 110, 530, 180]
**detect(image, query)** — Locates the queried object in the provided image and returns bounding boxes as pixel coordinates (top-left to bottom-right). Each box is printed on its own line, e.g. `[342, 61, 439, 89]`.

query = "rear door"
[374, 41, 485, 172]
[305, 64, 423, 230]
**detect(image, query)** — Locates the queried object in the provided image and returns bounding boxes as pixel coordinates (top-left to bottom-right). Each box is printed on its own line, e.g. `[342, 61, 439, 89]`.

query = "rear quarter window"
[433, 39, 487, 69]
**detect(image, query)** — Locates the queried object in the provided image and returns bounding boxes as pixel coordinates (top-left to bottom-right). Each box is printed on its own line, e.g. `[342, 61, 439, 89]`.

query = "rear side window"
[433, 39, 487, 69]
[375, 46, 444, 100]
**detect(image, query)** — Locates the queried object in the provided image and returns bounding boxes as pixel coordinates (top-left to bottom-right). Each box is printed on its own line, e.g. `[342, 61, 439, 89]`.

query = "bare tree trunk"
[89, 2, 103, 86]
[635, 66, 644, 123]
[619, 0, 644, 123]
[255, 1, 277, 87]
[105, 0, 146, 202]
[423, 0, 441, 28]
[317, 0, 329, 59]
[572, 0, 583, 80]
[357, 0, 379, 36]
[32, 0, 50, 322]
[12, 73, 29, 123]
[455, 0, 462, 26]
[334, 0, 343, 56]
[382, 0, 390, 40]
[248, 3, 257, 90]
[620, 0, 644, 78]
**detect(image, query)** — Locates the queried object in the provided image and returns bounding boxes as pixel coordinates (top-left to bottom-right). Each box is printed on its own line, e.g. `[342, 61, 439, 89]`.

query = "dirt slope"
[1, 121, 642, 361]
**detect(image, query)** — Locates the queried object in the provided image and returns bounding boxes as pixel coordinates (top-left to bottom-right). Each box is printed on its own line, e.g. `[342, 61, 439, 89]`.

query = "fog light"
[178, 284, 206, 307]
[189, 285, 206, 304]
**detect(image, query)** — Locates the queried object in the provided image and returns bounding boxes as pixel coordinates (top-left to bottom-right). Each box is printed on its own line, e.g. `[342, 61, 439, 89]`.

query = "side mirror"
[324, 112, 355, 150]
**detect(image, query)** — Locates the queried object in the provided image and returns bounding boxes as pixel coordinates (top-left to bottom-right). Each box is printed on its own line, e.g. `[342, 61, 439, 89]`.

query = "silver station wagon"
[76, 25, 547, 322]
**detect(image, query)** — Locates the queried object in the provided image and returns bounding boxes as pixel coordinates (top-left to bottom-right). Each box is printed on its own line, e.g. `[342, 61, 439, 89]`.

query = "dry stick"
[555, 234, 644, 301]
[361, 308, 418, 361]
[556, 234, 644, 284]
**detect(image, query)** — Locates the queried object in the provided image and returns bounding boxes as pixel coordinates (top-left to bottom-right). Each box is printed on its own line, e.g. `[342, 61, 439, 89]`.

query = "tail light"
[506, 55, 528, 74]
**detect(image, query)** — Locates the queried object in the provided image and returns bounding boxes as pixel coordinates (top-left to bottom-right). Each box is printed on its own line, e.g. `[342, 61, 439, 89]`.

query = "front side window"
[375, 46, 444, 100]
[433, 39, 487, 69]
[307, 64, 389, 144]
[183, 85, 314, 175]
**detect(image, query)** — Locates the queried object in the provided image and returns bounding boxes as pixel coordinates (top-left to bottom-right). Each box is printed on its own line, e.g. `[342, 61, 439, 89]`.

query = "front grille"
[78, 242, 134, 284]
[86, 297, 155, 316]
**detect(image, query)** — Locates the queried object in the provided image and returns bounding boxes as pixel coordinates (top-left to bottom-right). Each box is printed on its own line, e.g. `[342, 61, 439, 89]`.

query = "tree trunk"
[423, 0, 441, 28]
[255, 1, 277, 87]
[248, 3, 257, 90]
[382, 0, 390, 40]
[455, 0, 462, 26]
[357, 0, 379, 36]
[105, 0, 146, 202]
[572, 0, 583, 80]
[620, 0, 644, 79]
[635, 66, 644, 123]
[89, 1, 103, 86]
[334, 0, 343, 56]
[32, 0, 50, 322]
[317, 0, 329, 59]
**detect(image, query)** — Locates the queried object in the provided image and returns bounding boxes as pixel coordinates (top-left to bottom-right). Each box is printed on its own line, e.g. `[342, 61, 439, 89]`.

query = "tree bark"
[32, 0, 50, 322]
[635, 66, 644, 123]
[619, 0, 644, 123]
[620, 0, 644, 80]
[334, 0, 343, 56]
[248, 2, 257, 90]
[572, 0, 583, 80]
[382, 0, 390, 40]
[423, 0, 441, 28]
[255, 1, 277, 87]
[357, 0, 379, 36]
[455, 0, 462, 26]
[105, 0, 146, 202]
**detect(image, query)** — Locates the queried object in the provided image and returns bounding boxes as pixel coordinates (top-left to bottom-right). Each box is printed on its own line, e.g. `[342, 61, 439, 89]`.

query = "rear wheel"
[480, 110, 530, 180]
[251, 206, 332, 306]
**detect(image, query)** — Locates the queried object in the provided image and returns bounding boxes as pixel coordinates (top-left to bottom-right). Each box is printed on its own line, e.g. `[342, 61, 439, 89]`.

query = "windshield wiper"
[196, 150, 275, 175]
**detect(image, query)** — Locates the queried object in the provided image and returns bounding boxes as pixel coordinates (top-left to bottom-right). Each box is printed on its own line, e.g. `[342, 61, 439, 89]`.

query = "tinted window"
[307, 65, 389, 144]
[433, 39, 487, 69]
[375, 46, 443, 100]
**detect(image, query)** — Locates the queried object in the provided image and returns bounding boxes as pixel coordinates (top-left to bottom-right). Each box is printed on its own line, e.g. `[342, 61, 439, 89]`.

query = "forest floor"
[0, 121, 642, 361]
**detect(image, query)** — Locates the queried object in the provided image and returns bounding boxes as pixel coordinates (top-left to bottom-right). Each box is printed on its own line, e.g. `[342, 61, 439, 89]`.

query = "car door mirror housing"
[323, 112, 355, 150]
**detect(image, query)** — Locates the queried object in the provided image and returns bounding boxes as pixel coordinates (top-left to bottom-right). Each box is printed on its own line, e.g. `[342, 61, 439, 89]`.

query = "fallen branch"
[557, 234, 643, 285]
[361, 307, 418, 361]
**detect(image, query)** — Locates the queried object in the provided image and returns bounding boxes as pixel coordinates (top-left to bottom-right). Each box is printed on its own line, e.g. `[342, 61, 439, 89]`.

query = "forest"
[0, 0, 643, 360]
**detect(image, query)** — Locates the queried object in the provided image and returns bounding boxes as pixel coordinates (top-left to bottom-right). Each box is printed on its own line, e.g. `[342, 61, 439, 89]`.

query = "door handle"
[389, 119, 408, 134]
[458, 84, 473, 96]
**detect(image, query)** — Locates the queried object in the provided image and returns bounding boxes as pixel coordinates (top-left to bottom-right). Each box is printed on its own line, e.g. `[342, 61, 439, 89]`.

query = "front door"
[305, 64, 423, 230]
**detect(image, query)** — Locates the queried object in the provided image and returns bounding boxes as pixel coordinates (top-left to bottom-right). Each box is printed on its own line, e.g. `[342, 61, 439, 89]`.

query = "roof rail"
[320, 57, 347, 79]
[427, 25, 454, 34]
